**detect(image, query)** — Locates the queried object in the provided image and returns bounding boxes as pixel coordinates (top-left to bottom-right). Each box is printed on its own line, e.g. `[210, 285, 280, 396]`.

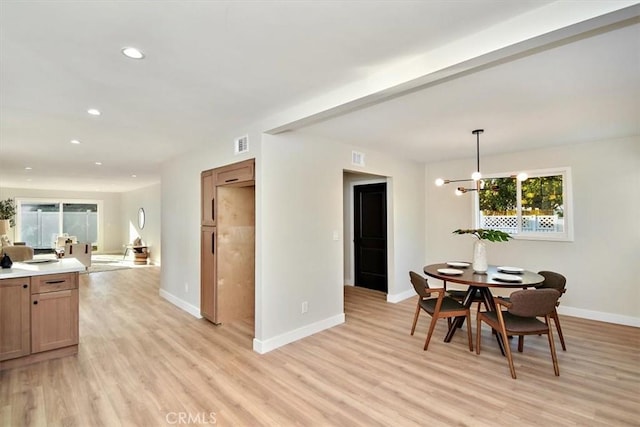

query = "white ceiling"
[0, 1, 638, 192]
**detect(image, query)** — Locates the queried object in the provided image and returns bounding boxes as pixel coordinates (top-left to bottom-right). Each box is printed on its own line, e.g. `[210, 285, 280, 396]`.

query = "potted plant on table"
[453, 228, 512, 273]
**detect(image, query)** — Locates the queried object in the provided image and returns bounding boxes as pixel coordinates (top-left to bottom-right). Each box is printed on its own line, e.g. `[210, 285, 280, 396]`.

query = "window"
[474, 167, 573, 241]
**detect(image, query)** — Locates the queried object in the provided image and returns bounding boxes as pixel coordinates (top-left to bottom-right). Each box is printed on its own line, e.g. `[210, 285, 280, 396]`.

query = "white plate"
[447, 261, 470, 268]
[497, 266, 524, 274]
[437, 268, 464, 275]
[492, 272, 523, 282]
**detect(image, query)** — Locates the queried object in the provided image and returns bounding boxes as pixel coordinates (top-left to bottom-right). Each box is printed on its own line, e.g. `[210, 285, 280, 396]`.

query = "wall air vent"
[351, 151, 365, 167]
[234, 135, 249, 154]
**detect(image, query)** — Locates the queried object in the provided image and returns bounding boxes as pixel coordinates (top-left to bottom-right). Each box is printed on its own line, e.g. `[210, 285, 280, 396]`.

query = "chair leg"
[424, 316, 438, 351]
[518, 335, 524, 352]
[546, 315, 560, 376]
[497, 324, 517, 379]
[552, 310, 567, 351]
[410, 302, 421, 335]
[465, 313, 473, 352]
[476, 314, 482, 354]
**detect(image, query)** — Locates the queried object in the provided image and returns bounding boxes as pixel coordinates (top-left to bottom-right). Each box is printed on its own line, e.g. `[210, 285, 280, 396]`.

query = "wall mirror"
[138, 207, 146, 229]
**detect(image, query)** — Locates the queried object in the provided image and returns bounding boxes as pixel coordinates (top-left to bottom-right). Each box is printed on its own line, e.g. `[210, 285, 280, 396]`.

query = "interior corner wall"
[425, 136, 640, 326]
[121, 183, 161, 265]
[258, 132, 425, 350]
[0, 186, 123, 253]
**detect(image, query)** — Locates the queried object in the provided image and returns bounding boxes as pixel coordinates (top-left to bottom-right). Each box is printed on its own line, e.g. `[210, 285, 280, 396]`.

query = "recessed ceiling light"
[121, 47, 145, 59]
[25, 166, 32, 170]
[87, 108, 101, 116]
[95, 161, 102, 166]
[131, 174, 137, 178]
[70, 139, 81, 144]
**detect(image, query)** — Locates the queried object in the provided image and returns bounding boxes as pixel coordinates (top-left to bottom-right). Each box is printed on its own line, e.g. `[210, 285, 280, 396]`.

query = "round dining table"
[423, 263, 544, 353]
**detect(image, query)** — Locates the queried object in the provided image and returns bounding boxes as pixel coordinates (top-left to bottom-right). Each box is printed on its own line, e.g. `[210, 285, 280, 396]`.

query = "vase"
[0, 253, 13, 269]
[472, 240, 487, 274]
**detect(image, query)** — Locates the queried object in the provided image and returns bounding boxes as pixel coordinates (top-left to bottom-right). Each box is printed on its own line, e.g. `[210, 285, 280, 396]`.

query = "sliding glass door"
[18, 200, 98, 250]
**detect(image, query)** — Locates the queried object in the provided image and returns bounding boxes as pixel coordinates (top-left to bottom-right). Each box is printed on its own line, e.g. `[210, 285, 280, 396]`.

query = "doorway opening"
[343, 172, 388, 294]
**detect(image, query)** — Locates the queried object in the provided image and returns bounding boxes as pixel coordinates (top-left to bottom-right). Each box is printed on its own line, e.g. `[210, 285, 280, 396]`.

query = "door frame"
[344, 176, 389, 290]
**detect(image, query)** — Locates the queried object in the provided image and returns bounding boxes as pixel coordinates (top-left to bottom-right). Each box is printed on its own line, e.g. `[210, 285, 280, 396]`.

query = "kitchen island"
[1, 258, 84, 370]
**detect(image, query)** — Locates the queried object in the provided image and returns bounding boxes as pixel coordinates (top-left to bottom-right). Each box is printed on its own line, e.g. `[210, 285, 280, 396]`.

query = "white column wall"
[255, 132, 425, 352]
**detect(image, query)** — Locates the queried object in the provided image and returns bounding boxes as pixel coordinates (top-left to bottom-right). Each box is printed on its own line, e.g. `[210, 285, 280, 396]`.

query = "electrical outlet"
[301, 301, 308, 314]
[184, 282, 189, 293]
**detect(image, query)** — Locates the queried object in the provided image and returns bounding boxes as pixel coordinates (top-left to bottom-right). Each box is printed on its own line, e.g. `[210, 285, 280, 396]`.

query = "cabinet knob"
[33, 300, 38, 305]
[23, 284, 28, 288]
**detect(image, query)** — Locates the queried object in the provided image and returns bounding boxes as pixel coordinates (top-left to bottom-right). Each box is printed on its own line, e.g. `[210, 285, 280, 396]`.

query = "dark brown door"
[354, 183, 387, 293]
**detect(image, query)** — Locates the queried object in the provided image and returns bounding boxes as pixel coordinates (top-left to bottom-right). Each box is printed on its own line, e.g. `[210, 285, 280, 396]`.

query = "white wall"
[0, 187, 123, 253]
[160, 128, 425, 353]
[255, 132, 425, 352]
[121, 183, 161, 265]
[425, 136, 640, 326]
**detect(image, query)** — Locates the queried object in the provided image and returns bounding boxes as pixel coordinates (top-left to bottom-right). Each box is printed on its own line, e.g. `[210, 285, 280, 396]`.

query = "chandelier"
[435, 129, 527, 195]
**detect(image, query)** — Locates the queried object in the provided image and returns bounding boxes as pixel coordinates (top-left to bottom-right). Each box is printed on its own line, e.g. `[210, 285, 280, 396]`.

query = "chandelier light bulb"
[435, 178, 445, 186]
[517, 172, 528, 182]
[471, 171, 482, 181]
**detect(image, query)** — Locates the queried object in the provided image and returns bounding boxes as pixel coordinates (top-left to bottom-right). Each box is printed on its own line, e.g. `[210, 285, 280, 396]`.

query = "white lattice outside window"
[474, 167, 573, 241]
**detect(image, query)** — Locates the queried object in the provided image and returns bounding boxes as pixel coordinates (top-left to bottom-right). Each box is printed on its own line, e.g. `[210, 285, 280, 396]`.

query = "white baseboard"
[559, 306, 639, 328]
[387, 288, 415, 303]
[253, 313, 345, 354]
[159, 288, 202, 319]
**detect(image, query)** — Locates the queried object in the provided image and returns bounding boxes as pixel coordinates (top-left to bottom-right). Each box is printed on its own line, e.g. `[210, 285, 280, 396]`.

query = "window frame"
[473, 167, 574, 242]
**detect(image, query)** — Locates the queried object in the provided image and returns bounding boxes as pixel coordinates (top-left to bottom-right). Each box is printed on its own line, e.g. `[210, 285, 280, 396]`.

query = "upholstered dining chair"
[536, 271, 567, 351]
[476, 288, 561, 379]
[409, 271, 473, 352]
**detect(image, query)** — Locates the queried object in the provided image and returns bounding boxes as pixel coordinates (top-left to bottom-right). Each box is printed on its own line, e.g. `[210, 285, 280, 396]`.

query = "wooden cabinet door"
[0, 278, 31, 361]
[200, 226, 217, 322]
[201, 170, 216, 226]
[31, 289, 79, 353]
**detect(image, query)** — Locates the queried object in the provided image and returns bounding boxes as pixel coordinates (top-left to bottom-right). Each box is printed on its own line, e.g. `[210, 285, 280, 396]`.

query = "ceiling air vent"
[351, 151, 365, 167]
[234, 135, 249, 154]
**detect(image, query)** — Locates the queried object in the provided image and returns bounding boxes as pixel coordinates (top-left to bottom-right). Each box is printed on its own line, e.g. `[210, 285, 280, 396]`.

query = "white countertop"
[0, 258, 85, 279]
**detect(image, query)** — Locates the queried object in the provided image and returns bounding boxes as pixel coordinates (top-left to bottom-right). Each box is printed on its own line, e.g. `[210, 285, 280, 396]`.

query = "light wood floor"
[1, 267, 638, 426]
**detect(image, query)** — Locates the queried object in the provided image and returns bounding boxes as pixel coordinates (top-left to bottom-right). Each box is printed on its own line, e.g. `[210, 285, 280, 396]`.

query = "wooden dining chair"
[536, 271, 567, 351]
[409, 271, 473, 352]
[476, 288, 561, 379]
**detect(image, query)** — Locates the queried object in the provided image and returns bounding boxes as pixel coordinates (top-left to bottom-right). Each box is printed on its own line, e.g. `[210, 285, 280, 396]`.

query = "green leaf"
[452, 228, 512, 242]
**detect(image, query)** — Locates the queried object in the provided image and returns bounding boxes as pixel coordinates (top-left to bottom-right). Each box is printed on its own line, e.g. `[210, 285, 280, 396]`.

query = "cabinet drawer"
[216, 160, 254, 185]
[31, 273, 77, 294]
